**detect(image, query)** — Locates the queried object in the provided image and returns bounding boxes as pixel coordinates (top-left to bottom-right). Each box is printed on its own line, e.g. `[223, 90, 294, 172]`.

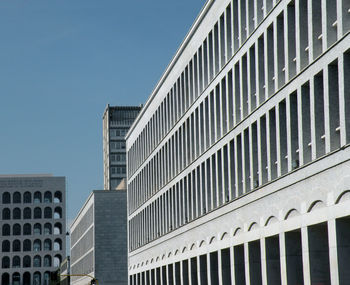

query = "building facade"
[0, 174, 66, 285]
[70, 190, 127, 285]
[103, 105, 141, 190]
[126, 0, 350, 284]
[59, 257, 70, 285]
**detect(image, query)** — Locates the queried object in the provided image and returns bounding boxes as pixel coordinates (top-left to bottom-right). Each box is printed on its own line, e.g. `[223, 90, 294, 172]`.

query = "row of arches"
[2, 255, 59, 268]
[2, 190, 62, 204]
[2, 206, 62, 220]
[130, 194, 350, 271]
[2, 222, 62, 236]
[2, 238, 62, 252]
[1, 270, 61, 285]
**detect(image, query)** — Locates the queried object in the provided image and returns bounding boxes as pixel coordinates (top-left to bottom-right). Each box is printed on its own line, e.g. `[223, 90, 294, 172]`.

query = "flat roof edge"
[126, 0, 214, 140]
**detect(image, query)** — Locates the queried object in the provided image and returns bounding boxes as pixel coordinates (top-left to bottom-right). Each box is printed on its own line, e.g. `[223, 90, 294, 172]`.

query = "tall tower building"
[126, 0, 350, 284]
[103, 105, 141, 190]
[0, 174, 66, 285]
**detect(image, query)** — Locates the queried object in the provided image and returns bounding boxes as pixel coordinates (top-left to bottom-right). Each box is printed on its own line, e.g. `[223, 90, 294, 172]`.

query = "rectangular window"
[226, 4, 233, 59]
[279, 100, 288, 175]
[287, 2, 296, 79]
[299, 0, 309, 69]
[277, 12, 285, 88]
[314, 71, 325, 158]
[328, 60, 340, 151]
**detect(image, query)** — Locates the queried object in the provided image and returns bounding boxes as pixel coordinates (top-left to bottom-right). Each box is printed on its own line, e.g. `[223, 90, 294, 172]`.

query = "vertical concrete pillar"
[278, 233, 287, 285]
[328, 219, 339, 285]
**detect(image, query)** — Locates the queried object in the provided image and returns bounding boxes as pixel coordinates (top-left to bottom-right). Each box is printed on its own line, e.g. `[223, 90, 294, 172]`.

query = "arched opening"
[23, 208, 31, 219]
[12, 272, 20, 285]
[33, 240, 41, 252]
[23, 192, 31, 203]
[13, 224, 21, 235]
[13, 208, 21, 219]
[265, 216, 279, 226]
[44, 272, 50, 285]
[54, 255, 62, 267]
[34, 207, 42, 219]
[308, 200, 326, 212]
[248, 222, 259, 231]
[23, 256, 31, 268]
[2, 192, 10, 204]
[13, 192, 21, 203]
[23, 224, 31, 235]
[54, 239, 62, 251]
[1, 273, 10, 285]
[44, 207, 52, 219]
[44, 191, 52, 203]
[54, 223, 62, 235]
[44, 255, 52, 267]
[54, 191, 62, 203]
[44, 239, 52, 251]
[336, 190, 350, 204]
[12, 256, 20, 268]
[34, 192, 42, 203]
[23, 272, 31, 285]
[44, 223, 52, 235]
[2, 240, 10, 252]
[2, 208, 10, 220]
[2, 224, 10, 236]
[33, 272, 41, 285]
[33, 256, 41, 267]
[2, 257, 10, 269]
[54, 207, 62, 219]
[23, 240, 31, 251]
[34, 223, 42, 235]
[12, 240, 21, 252]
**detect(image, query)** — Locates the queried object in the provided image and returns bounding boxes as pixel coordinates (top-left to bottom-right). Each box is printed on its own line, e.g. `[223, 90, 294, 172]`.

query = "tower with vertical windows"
[103, 105, 141, 190]
[0, 174, 66, 285]
[126, 0, 350, 284]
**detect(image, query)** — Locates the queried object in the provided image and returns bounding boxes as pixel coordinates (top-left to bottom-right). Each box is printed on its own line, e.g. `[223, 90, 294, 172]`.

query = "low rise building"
[0, 174, 66, 285]
[70, 190, 127, 285]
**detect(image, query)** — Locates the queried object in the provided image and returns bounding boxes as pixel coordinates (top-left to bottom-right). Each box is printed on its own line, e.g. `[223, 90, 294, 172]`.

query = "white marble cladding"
[126, 0, 350, 284]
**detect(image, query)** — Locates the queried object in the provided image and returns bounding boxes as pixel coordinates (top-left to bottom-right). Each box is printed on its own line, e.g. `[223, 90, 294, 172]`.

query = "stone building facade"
[126, 0, 350, 284]
[0, 174, 66, 285]
[70, 190, 127, 285]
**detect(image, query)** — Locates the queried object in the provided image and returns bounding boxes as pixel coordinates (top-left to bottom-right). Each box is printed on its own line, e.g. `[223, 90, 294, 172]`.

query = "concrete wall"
[95, 190, 128, 285]
[126, 0, 350, 283]
[0, 175, 66, 285]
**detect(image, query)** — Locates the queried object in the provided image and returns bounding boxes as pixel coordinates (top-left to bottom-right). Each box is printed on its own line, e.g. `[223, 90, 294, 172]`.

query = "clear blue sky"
[0, 0, 205, 224]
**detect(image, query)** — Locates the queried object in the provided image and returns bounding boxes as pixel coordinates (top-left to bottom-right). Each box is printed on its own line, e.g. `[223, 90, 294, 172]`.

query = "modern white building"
[103, 105, 142, 190]
[126, 0, 350, 284]
[0, 174, 66, 285]
[70, 190, 128, 285]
